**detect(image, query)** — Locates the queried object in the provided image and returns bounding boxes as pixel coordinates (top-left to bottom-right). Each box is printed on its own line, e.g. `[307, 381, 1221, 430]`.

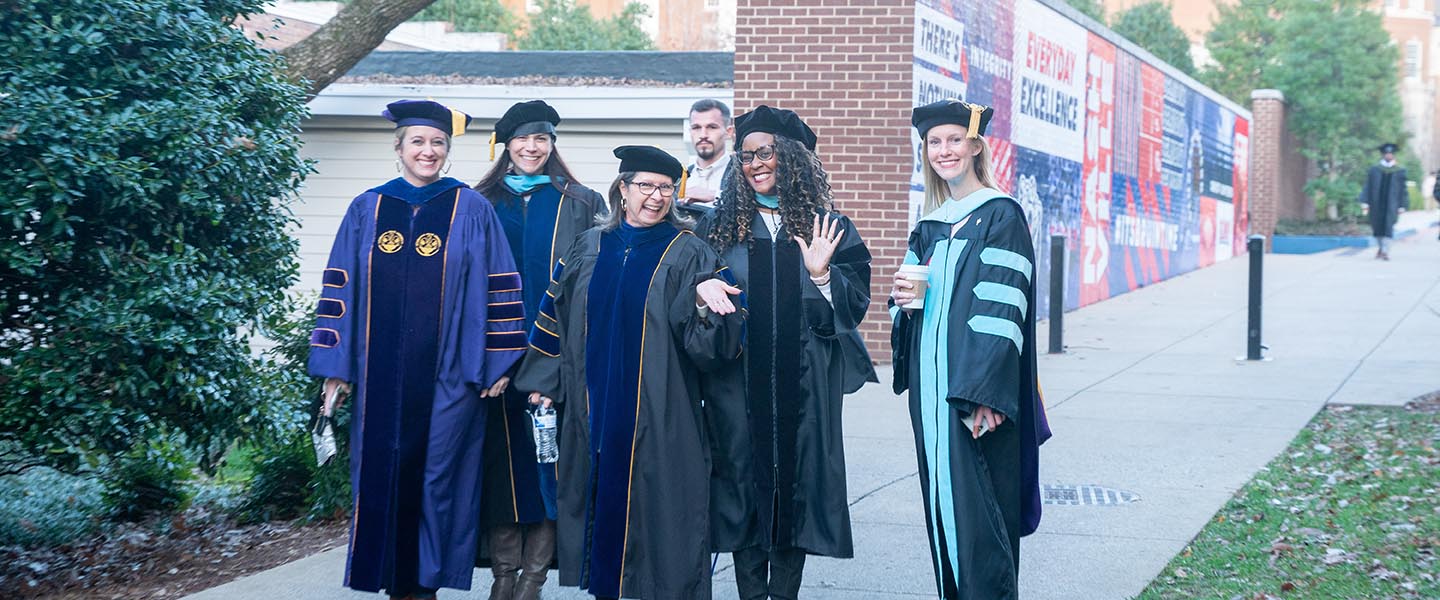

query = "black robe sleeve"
[805, 213, 878, 393]
[890, 228, 925, 395]
[670, 236, 746, 373]
[513, 236, 586, 403]
[948, 202, 1036, 420]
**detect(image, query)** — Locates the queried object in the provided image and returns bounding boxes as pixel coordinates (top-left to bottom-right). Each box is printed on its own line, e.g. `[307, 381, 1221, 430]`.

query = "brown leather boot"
[514, 520, 556, 600]
[489, 523, 523, 600]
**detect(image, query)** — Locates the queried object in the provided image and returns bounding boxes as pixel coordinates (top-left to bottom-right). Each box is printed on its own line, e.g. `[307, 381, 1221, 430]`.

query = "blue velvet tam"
[489, 100, 562, 160]
[911, 98, 995, 139]
[733, 105, 817, 151]
[382, 99, 472, 137]
[494, 100, 561, 144]
[1378, 143, 1398, 154]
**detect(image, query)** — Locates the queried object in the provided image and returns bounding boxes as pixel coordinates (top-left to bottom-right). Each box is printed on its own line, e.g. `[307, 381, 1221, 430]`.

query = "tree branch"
[281, 0, 440, 98]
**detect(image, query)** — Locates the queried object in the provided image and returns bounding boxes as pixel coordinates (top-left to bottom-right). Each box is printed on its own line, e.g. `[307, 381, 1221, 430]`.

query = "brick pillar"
[734, 0, 913, 360]
[1249, 90, 1284, 251]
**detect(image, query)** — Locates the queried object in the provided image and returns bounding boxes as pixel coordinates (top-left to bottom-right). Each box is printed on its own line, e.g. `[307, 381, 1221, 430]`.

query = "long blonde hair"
[921, 135, 1002, 215]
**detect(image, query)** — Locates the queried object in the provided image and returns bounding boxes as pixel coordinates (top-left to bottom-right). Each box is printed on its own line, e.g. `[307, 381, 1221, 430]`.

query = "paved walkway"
[185, 211, 1440, 600]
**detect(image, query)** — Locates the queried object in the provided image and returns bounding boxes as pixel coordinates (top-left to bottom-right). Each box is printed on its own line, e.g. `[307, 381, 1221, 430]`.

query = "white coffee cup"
[897, 264, 931, 310]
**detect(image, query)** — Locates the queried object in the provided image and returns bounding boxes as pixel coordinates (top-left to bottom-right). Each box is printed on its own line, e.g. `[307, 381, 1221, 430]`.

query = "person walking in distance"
[1361, 143, 1406, 260]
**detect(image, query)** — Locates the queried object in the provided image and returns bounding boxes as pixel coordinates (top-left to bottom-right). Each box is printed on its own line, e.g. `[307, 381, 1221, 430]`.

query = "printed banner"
[1012, 0, 1086, 162]
[1016, 146, 1082, 315]
[911, 0, 1249, 311]
[1232, 118, 1250, 254]
[1079, 32, 1115, 305]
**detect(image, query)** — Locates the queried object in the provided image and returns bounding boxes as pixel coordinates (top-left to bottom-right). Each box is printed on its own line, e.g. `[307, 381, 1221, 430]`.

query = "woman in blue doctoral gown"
[471, 99, 605, 600]
[890, 99, 1053, 600]
[308, 99, 526, 599]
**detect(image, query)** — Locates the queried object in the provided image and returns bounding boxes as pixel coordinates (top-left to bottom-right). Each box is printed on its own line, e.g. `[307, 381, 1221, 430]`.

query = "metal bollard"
[1048, 234, 1065, 354]
[1246, 235, 1265, 360]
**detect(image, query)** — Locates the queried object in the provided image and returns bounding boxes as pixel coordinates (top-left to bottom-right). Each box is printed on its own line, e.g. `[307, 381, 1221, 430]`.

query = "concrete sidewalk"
[185, 211, 1440, 600]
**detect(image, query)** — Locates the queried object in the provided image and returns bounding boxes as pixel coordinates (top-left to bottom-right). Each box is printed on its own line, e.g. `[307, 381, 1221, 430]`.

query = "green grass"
[1137, 404, 1439, 600]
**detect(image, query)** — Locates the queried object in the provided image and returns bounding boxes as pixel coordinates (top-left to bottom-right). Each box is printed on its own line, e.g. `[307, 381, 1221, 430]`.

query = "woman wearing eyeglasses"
[513, 146, 747, 599]
[696, 105, 877, 600]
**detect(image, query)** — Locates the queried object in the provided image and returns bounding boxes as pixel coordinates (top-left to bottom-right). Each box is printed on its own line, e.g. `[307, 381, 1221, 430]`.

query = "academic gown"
[1362, 164, 1406, 237]
[480, 178, 603, 530]
[307, 177, 526, 593]
[513, 223, 746, 600]
[889, 189, 1053, 600]
[695, 209, 877, 557]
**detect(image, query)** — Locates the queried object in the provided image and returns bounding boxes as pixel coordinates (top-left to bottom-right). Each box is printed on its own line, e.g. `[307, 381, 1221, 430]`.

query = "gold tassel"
[450, 108, 467, 138]
[489, 132, 496, 161]
[678, 168, 688, 199]
[966, 103, 984, 139]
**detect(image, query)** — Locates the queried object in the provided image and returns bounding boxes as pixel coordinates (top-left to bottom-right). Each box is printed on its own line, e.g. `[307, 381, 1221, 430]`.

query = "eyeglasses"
[628, 181, 676, 197]
[737, 145, 777, 165]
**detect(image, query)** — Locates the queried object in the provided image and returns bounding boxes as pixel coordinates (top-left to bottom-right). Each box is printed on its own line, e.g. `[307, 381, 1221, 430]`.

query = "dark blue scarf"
[369, 177, 467, 205]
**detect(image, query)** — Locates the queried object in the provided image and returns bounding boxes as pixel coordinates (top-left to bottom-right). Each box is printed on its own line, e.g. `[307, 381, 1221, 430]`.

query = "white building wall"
[292, 84, 734, 292]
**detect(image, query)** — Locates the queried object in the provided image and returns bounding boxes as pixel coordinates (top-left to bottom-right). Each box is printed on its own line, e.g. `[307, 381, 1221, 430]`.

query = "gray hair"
[597, 172, 694, 231]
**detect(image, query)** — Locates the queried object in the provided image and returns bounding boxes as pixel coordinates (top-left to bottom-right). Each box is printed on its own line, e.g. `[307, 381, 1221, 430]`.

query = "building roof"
[339, 51, 734, 87]
[308, 83, 733, 120]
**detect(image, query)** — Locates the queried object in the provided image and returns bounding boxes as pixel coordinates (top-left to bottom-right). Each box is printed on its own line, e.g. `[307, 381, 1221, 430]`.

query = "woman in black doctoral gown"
[514, 145, 747, 599]
[696, 105, 877, 600]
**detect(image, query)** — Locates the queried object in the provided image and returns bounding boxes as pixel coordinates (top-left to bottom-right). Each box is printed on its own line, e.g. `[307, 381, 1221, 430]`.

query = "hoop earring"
[394, 159, 401, 173]
[442, 161, 452, 175]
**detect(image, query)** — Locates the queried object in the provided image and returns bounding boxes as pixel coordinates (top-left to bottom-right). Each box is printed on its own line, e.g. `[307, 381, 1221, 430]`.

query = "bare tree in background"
[282, 0, 439, 97]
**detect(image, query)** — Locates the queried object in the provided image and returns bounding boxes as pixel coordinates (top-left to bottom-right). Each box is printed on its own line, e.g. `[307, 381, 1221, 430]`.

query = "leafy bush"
[0, 468, 106, 548]
[1110, 2, 1195, 76]
[0, 0, 311, 475]
[416, 0, 519, 35]
[237, 293, 351, 523]
[236, 434, 313, 524]
[101, 441, 193, 522]
[1205, 0, 1404, 221]
[519, 0, 656, 50]
[1273, 218, 1371, 237]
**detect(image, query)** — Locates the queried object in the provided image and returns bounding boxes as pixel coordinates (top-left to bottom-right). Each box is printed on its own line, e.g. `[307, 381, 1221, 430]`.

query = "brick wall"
[1250, 90, 1311, 249]
[1249, 91, 1282, 249]
[734, 0, 914, 360]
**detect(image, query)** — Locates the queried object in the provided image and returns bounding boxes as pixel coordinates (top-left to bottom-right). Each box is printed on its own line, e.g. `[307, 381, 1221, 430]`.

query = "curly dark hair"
[706, 134, 834, 253]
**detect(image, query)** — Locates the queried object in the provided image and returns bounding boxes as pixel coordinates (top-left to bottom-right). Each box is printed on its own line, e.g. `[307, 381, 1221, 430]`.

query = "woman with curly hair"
[471, 99, 604, 600]
[696, 105, 877, 600]
[890, 98, 1052, 599]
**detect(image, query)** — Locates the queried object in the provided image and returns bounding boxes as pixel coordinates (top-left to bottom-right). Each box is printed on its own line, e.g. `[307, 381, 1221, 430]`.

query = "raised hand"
[795, 213, 845, 279]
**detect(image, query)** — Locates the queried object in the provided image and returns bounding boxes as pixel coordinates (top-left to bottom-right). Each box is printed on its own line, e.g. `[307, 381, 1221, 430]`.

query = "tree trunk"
[282, 0, 439, 98]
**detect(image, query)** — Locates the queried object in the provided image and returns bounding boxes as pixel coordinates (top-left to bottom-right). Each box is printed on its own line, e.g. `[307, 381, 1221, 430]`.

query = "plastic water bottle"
[531, 406, 558, 464]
